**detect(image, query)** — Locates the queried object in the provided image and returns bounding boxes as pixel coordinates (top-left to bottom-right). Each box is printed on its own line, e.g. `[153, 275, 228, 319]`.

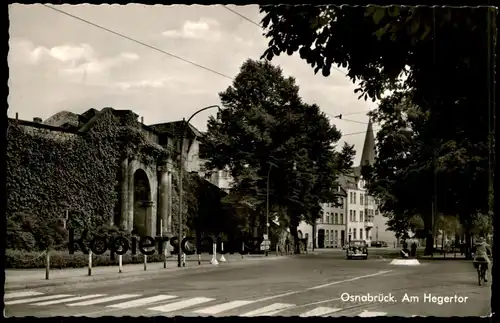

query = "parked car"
[371, 241, 382, 248]
[346, 240, 368, 259]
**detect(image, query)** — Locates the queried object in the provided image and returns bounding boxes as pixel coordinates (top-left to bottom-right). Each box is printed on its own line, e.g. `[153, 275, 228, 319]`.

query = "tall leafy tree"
[200, 59, 354, 253]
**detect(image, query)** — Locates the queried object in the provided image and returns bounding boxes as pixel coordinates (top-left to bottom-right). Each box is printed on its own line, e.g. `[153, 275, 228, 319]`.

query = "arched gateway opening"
[133, 169, 152, 237]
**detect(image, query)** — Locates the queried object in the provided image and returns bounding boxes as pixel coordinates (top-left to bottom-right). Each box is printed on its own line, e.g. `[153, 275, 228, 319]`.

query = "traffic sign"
[261, 240, 271, 246]
[260, 245, 270, 251]
[263, 234, 268, 240]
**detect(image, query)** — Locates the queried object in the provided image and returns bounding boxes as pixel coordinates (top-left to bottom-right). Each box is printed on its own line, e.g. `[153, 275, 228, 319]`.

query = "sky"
[8, 4, 378, 165]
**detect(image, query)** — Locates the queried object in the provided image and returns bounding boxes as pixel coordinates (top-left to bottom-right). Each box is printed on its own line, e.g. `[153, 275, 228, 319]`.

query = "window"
[353, 210, 356, 222]
[360, 229, 364, 240]
[335, 230, 338, 244]
[335, 213, 338, 224]
[330, 231, 333, 245]
[326, 212, 330, 224]
[340, 214, 344, 224]
[340, 197, 344, 207]
[360, 194, 364, 205]
[326, 230, 330, 243]
[353, 228, 357, 240]
[349, 192, 353, 204]
[375, 209, 379, 216]
[353, 192, 357, 204]
[349, 210, 353, 222]
[360, 211, 364, 222]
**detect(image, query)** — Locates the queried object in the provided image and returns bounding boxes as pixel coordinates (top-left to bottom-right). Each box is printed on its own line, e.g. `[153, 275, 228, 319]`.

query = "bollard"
[210, 243, 219, 265]
[198, 253, 201, 265]
[88, 250, 92, 276]
[241, 241, 244, 259]
[164, 248, 167, 268]
[45, 250, 50, 280]
[119, 254, 123, 273]
[182, 253, 186, 267]
[144, 255, 147, 271]
[219, 242, 227, 262]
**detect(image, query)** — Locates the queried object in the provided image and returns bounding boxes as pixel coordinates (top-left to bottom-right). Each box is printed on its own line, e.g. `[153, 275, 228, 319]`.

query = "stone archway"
[133, 169, 152, 237]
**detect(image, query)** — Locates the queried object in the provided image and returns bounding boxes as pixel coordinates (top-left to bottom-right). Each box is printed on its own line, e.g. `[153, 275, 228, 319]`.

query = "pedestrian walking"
[411, 241, 417, 258]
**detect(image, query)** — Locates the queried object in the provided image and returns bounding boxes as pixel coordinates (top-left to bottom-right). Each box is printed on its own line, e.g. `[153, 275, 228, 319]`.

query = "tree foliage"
[6, 110, 199, 251]
[261, 5, 495, 254]
[260, 5, 494, 105]
[200, 59, 355, 252]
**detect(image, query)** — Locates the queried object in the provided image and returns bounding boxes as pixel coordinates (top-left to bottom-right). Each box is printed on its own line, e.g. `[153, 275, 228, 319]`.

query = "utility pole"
[178, 105, 221, 267]
[265, 165, 272, 257]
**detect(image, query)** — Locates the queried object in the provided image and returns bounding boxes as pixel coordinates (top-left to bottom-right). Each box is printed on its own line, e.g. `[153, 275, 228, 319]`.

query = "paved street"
[5, 249, 491, 317]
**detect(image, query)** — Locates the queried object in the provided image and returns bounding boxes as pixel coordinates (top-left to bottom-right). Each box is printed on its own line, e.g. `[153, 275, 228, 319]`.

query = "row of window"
[319, 212, 344, 225]
[319, 211, 377, 225]
[324, 197, 344, 208]
[348, 227, 370, 240]
[348, 209, 379, 223]
[324, 229, 343, 245]
[349, 192, 376, 206]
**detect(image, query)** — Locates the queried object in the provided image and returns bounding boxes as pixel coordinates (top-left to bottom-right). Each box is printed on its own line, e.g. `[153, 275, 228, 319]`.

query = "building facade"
[9, 107, 229, 239]
[314, 187, 347, 248]
[298, 118, 397, 249]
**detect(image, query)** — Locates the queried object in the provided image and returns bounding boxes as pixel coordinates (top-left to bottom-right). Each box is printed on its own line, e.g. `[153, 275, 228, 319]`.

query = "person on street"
[411, 242, 417, 258]
[472, 237, 493, 282]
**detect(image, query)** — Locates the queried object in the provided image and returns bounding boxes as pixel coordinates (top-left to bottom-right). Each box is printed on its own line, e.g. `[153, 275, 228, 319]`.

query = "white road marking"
[68, 294, 141, 306]
[306, 270, 393, 290]
[255, 270, 393, 303]
[240, 303, 295, 317]
[194, 300, 255, 315]
[4, 291, 44, 299]
[32, 294, 107, 306]
[107, 295, 178, 309]
[5, 294, 73, 305]
[148, 297, 215, 313]
[299, 307, 342, 317]
[358, 310, 388, 317]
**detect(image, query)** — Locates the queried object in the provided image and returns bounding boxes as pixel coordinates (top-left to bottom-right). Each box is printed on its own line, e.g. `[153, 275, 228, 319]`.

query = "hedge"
[5, 249, 169, 269]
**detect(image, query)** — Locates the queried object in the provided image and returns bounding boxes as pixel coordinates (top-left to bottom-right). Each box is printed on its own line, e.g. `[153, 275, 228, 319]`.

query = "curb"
[5, 255, 289, 291]
[5, 264, 207, 291]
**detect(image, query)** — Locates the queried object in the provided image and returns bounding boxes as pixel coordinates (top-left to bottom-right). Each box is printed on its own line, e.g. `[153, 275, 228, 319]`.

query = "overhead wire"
[41, 4, 234, 81]
[43, 4, 373, 139]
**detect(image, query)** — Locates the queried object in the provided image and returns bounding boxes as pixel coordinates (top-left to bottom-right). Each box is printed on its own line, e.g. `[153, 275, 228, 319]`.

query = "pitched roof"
[148, 121, 203, 138]
[360, 118, 376, 167]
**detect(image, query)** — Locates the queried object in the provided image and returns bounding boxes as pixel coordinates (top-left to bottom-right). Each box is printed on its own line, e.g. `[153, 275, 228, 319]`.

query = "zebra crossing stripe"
[107, 295, 178, 309]
[32, 294, 107, 306]
[358, 311, 388, 317]
[299, 307, 342, 317]
[240, 303, 295, 317]
[194, 300, 255, 315]
[5, 294, 73, 305]
[67, 294, 141, 306]
[5, 291, 44, 299]
[148, 297, 215, 313]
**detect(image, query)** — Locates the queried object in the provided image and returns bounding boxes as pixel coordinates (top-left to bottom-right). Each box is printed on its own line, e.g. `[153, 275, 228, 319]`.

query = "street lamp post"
[178, 105, 221, 267]
[376, 226, 379, 242]
[265, 163, 277, 257]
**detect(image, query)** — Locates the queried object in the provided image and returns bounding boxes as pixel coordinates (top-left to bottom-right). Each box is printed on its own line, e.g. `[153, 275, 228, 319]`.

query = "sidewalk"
[5, 253, 286, 290]
[417, 252, 467, 260]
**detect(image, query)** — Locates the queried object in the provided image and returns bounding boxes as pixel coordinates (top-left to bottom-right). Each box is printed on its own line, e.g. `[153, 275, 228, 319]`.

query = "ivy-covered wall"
[7, 108, 237, 253]
[6, 109, 169, 251]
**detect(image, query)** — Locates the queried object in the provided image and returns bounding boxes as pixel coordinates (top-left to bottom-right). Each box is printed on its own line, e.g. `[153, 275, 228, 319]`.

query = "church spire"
[360, 118, 376, 167]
